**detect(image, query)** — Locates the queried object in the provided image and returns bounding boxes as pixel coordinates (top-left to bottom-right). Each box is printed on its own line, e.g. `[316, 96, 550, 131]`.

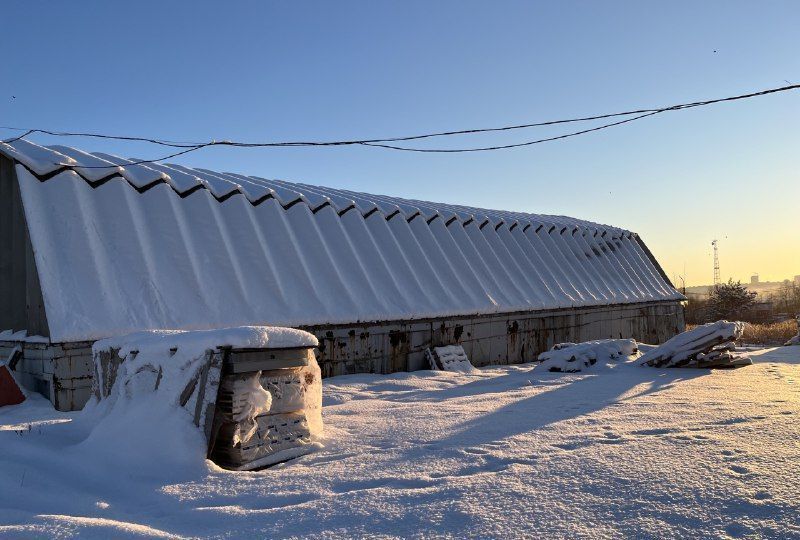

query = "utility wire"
[1, 83, 797, 165]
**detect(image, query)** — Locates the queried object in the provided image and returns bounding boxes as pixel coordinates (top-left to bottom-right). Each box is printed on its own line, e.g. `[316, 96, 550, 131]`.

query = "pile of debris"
[535, 339, 639, 373]
[639, 321, 751, 369]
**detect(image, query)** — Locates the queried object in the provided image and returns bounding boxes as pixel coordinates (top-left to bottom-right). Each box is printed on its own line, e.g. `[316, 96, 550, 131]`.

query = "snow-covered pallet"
[535, 339, 639, 373]
[208, 348, 322, 471]
[639, 321, 751, 368]
[425, 345, 477, 373]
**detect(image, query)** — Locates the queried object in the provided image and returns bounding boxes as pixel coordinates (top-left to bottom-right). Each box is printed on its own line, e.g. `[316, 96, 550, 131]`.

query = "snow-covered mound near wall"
[79, 326, 319, 480]
[535, 339, 639, 372]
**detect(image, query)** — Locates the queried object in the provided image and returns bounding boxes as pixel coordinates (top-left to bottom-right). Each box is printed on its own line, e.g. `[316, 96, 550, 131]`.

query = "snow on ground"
[1, 347, 799, 539]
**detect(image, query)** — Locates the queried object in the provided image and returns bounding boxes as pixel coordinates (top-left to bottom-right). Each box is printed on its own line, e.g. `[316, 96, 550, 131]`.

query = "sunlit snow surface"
[1, 347, 798, 539]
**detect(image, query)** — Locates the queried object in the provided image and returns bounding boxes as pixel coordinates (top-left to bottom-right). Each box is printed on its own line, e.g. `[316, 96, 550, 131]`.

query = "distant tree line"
[685, 279, 799, 324]
[768, 281, 800, 314]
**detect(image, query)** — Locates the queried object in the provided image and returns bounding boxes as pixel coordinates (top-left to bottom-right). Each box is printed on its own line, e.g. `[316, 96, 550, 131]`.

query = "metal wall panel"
[309, 301, 684, 376]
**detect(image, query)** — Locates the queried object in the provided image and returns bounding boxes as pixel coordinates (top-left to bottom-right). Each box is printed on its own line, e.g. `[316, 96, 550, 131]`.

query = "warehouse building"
[0, 140, 685, 410]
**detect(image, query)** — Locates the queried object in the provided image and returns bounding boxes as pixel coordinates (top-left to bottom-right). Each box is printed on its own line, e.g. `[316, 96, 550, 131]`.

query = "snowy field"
[1, 347, 799, 539]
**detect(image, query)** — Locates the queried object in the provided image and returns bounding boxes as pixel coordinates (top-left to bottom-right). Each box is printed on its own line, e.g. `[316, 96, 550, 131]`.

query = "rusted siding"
[307, 301, 684, 378]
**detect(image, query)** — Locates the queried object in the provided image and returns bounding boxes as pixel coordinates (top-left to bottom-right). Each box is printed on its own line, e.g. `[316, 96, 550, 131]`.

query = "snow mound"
[0, 329, 50, 343]
[535, 339, 639, 372]
[82, 326, 319, 479]
[640, 321, 748, 368]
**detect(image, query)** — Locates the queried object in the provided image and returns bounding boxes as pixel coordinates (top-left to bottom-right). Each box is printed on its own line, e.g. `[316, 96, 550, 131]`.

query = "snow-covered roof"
[0, 140, 682, 342]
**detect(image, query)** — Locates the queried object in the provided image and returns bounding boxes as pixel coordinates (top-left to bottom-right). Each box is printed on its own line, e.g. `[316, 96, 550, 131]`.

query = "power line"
[361, 110, 664, 152]
[1, 83, 797, 166]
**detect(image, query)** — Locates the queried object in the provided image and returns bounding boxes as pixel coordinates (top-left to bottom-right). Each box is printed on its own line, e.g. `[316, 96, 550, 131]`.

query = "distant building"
[795, 275, 800, 285]
[751, 274, 760, 285]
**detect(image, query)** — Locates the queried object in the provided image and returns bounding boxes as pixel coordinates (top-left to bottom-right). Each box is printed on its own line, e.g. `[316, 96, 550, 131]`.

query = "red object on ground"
[0, 365, 25, 407]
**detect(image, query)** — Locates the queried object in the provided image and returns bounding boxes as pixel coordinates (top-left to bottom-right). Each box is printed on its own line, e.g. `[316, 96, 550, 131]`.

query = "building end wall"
[0, 155, 49, 337]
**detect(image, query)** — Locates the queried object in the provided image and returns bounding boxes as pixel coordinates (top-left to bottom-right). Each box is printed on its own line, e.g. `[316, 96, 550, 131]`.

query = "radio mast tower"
[712, 239, 720, 288]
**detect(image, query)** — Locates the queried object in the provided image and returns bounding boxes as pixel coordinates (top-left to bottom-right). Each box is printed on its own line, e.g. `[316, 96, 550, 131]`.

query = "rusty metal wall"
[305, 301, 685, 378]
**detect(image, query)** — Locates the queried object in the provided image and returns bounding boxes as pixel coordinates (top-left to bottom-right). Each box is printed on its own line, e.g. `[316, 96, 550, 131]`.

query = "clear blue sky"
[2, 1, 798, 286]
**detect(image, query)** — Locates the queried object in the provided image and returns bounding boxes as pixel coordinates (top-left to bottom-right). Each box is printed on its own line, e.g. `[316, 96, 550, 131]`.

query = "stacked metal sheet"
[208, 347, 322, 470]
[640, 321, 751, 369]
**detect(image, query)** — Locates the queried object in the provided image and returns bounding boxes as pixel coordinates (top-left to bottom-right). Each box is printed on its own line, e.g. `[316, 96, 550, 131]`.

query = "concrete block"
[66, 347, 92, 359]
[55, 376, 92, 390]
[18, 371, 36, 392]
[53, 388, 72, 412]
[72, 386, 92, 410]
[70, 355, 94, 378]
[42, 358, 54, 375]
[21, 357, 43, 376]
[52, 357, 73, 379]
[41, 346, 65, 360]
[62, 341, 93, 351]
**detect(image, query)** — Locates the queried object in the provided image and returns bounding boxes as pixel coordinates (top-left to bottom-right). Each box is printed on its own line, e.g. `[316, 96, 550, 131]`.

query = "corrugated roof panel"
[0, 140, 75, 175]
[90, 152, 168, 188]
[1, 142, 682, 341]
[522, 227, 587, 305]
[131, 162, 203, 193]
[462, 222, 532, 310]
[443, 221, 516, 308]
[47, 146, 124, 182]
[286, 182, 359, 214]
[239, 175, 307, 207]
[189, 168, 244, 199]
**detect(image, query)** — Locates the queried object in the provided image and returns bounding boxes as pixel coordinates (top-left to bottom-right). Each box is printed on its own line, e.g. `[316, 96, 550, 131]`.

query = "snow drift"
[83, 326, 320, 477]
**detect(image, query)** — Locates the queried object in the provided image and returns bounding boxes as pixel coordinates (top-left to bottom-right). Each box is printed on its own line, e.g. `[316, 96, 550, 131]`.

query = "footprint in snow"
[631, 427, 676, 436]
[462, 447, 491, 455]
[429, 456, 513, 479]
[728, 464, 750, 475]
[713, 417, 753, 426]
[552, 439, 594, 451]
[598, 431, 626, 444]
